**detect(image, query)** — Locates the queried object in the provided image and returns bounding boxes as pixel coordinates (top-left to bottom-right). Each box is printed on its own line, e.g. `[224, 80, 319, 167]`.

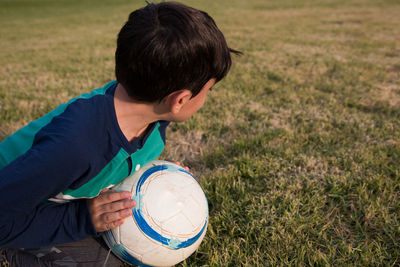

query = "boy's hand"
[172, 161, 190, 172]
[88, 189, 136, 232]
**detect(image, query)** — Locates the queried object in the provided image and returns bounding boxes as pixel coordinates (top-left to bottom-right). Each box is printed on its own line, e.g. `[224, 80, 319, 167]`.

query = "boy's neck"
[114, 83, 167, 142]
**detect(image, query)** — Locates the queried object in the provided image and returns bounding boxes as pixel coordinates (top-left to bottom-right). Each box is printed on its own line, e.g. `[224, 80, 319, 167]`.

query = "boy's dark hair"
[115, 1, 240, 102]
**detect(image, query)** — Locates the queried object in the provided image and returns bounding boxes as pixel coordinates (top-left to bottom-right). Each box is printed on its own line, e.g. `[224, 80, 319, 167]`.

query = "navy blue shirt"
[0, 81, 169, 248]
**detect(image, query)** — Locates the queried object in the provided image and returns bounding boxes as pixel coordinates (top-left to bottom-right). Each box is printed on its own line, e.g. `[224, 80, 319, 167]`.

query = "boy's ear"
[166, 89, 192, 114]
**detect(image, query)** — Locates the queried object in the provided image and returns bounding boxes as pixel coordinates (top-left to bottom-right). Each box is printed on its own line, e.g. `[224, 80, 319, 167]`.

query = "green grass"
[1, 0, 399, 266]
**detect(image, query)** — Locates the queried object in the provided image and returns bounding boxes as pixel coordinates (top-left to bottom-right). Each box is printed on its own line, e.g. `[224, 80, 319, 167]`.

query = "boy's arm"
[0, 131, 96, 248]
[0, 199, 95, 248]
[0, 127, 137, 248]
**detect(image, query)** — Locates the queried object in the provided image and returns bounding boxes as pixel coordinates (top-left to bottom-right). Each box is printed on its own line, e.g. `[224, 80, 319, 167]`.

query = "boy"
[0, 1, 239, 266]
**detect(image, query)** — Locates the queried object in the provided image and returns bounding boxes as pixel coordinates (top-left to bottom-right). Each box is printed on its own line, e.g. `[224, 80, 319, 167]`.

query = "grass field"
[1, 0, 399, 266]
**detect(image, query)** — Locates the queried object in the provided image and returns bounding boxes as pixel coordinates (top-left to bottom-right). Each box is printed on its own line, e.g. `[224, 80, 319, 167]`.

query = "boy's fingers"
[96, 191, 132, 205]
[101, 198, 136, 213]
[107, 219, 125, 231]
[171, 161, 190, 171]
[102, 209, 132, 225]
[102, 219, 124, 232]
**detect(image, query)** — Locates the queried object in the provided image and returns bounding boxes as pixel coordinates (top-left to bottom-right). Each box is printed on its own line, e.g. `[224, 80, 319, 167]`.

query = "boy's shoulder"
[30, 81, 117, 142]
[0, 81, 118, 168]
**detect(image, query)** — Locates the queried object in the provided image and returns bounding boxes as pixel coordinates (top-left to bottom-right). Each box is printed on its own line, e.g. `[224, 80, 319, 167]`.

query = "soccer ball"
[103, 160, 208, 266]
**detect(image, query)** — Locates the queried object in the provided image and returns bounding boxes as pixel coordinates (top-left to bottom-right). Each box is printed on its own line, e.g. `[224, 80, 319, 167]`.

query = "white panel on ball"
[142, 245, 185, 267]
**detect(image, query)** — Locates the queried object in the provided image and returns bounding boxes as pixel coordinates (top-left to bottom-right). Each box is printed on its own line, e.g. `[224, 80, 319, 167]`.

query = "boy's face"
[171, 78, 216, 122]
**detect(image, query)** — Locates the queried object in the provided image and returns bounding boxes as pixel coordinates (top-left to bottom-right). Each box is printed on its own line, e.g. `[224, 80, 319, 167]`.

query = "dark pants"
[0, 237, 124, 267]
